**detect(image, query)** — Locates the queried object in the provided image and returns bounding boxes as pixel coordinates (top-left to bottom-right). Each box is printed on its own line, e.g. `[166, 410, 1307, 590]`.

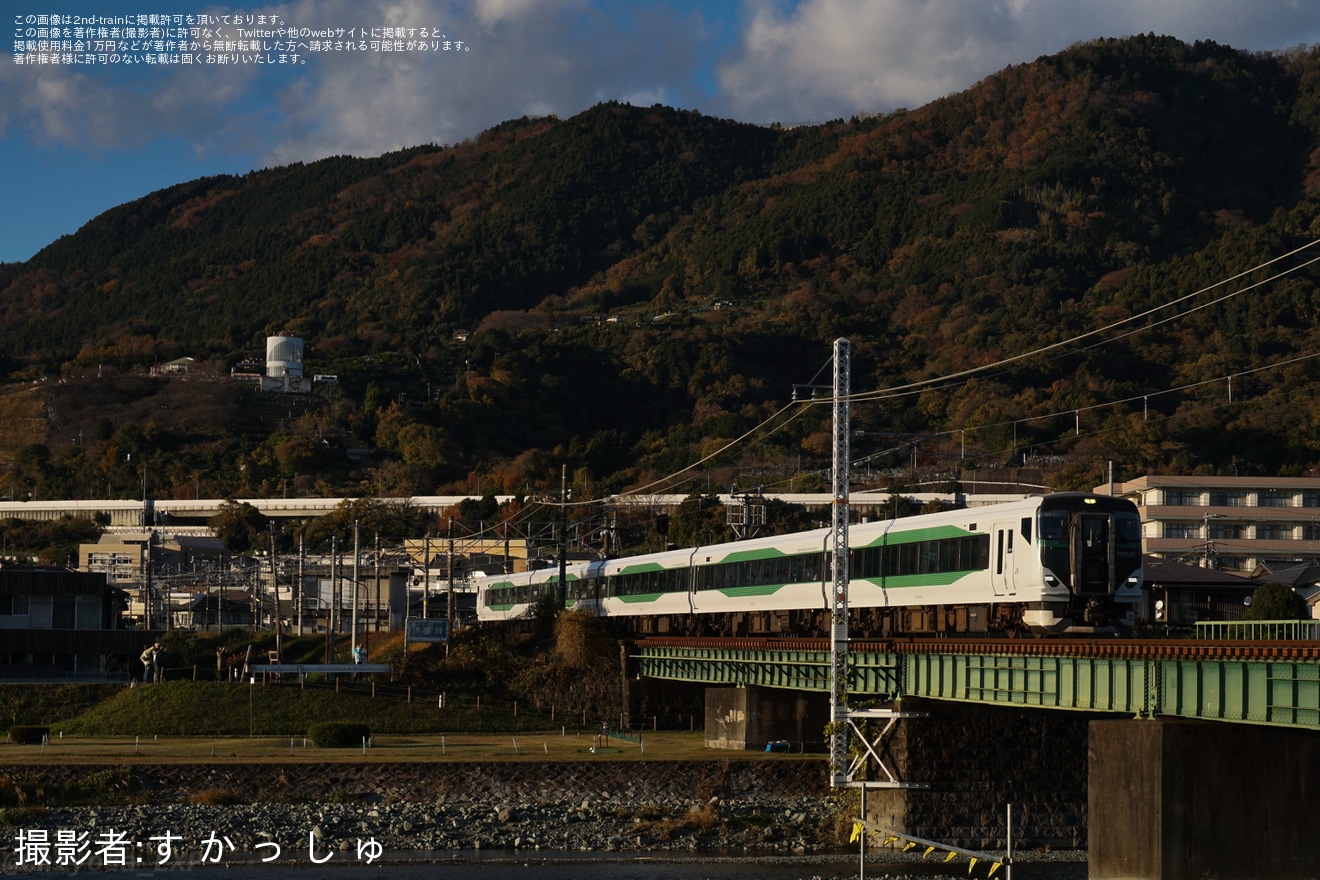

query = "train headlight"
[1044, 575, 1057, 586]
[1127, 576, 1140, 585]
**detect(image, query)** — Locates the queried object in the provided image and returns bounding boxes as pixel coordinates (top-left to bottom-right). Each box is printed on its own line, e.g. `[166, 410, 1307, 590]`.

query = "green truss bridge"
[631, 631, 1320, 730]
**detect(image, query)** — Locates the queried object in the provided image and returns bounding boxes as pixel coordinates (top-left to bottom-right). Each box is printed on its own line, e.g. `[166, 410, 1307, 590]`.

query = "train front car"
[1033, 493, 1143, 633]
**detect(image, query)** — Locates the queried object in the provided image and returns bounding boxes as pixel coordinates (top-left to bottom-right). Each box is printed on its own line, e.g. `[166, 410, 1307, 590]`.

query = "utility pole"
[558, 464, 568, 605]
[268, 520, 277, 631]
[447, 517, 455, 635]
[825, 337, 927, 820]
[727, 485, 766, 540]
[297, 532, 304, 636]
[351, 520, 360, 652]
[374, 532, 381, 633]
[144, 538, 153, 631]
[327, 536, 337, 663]
[829, 337, 852, 788]
[423, 534, 431, 619]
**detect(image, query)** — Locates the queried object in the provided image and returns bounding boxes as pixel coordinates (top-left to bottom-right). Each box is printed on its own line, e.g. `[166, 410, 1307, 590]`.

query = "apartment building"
[1100, 475, 1320, 574]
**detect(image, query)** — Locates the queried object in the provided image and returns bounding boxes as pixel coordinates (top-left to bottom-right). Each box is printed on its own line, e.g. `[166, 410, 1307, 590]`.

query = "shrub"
[190, 788, 245, 806]
[307, 722, 371, 747]
[0, 806, 48, 825]
[7, 726, 48, 745]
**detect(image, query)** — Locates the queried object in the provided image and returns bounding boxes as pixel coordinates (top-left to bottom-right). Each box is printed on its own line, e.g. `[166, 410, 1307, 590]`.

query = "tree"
[668, 494, 729, 549]
[300, 498, 432, 548]
[1244, 583, 1309, 621]
[209, 501, 269, 554]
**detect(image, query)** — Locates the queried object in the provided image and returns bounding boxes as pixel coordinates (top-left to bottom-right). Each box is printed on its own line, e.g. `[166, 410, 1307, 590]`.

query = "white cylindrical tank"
[266, 335, 304, 378]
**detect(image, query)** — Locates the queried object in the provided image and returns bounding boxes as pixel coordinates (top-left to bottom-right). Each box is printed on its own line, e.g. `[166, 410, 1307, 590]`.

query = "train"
[472, 492, 1144, 637]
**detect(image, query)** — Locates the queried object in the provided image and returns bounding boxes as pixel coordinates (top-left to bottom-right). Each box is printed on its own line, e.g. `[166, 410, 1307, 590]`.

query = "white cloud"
[1, 0, 704, 171]
[4, 0, 1316, 171]
[472, 0, 588, 27]
[715, 0, 1320, 124]
[263, 0, 701, 163]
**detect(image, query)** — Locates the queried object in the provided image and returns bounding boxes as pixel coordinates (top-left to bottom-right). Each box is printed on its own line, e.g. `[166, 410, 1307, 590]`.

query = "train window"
[851, 548, 871, 579]
[803, 554, 822, 581]
[1039, 512, 1068, 542]
[1007, 529, 1014, 554]
[672, 568, 688, 592]
[938, 540, 958, 571]
[1082, 518, 1108, 550]
[921, 542, 939, 573]
[905, 544, 918, 574]
[996, 531, 1004, 575]
[1020, 517, 1031, 543]
[1116, 514, 1141, 551]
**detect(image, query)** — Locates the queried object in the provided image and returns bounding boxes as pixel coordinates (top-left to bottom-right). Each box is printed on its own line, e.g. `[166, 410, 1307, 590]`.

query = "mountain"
[0, 35, 1318, 511]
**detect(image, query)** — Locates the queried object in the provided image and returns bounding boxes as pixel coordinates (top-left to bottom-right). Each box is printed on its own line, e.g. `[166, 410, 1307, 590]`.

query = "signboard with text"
[406, 618, 449, 643]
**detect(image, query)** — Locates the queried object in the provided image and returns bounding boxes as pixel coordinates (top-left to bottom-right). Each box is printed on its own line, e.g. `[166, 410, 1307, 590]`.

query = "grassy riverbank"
[0, 730, 819, 764]
[3, 679, 565, 737]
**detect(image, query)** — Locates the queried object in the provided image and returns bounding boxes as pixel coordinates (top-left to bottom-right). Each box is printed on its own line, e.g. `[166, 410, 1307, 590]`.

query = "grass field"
[0, 730, 820, 764]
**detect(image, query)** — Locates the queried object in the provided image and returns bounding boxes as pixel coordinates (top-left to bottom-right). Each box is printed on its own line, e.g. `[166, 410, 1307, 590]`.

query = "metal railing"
[1194, 620, 1320, 640]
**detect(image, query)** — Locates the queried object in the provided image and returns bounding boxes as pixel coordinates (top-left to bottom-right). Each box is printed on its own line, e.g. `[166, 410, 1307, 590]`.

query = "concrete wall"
[864, 699, 1093, 850]
[1090, 719, 1320, 880]
[705, 687, 752, 749]
[623, 677, 707, 732]
[703, 687, 828, 751]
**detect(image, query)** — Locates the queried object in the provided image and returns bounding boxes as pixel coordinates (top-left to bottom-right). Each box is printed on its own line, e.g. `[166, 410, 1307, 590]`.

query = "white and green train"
[474, 492, 1143, 636]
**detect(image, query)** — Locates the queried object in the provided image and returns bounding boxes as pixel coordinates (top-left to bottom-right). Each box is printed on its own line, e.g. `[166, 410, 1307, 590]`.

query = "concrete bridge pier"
[1089, 719, 1320, 880]
[702, 686, 828, 750]
[703, 691, 1094, 850]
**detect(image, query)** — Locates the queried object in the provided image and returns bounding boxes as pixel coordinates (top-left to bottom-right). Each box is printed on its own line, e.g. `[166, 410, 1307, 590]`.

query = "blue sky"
[3, 0, 1318, 265]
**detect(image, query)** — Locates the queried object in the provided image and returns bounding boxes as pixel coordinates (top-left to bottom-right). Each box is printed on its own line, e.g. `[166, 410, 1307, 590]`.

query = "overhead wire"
[467, 237, 1320, 510]
[845, 237, 1320, 404]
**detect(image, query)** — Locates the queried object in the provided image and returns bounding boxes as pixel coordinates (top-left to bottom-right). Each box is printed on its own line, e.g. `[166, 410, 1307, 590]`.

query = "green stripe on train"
[714, 548, 789, 564]
[489, 575, 580, 594]
[615, 593, 664, 604]
[858, 525, 977, 548]
[487, 597, 584, 610]
[715, 583, 786, 598]
[863, 570, 979, 588]
[616, 562, 668, 575]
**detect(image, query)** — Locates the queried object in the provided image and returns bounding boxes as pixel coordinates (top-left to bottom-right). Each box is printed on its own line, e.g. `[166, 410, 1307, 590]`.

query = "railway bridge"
[629, 631, 1320, 880]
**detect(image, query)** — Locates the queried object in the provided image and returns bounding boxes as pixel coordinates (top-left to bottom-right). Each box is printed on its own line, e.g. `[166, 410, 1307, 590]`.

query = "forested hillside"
[0, 35, 1318, 509]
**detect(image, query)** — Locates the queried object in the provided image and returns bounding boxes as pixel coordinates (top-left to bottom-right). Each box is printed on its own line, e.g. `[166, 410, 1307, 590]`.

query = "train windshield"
[1116, 512, 1141, 553]
[1039, 511, 1068, 544]
[1038, 494, 1143, 595]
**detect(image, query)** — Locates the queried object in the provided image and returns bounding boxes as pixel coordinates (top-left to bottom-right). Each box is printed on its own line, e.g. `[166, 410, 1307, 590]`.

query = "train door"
[990, 522, 1017, 596]
[1075, 513, 1112, 594]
